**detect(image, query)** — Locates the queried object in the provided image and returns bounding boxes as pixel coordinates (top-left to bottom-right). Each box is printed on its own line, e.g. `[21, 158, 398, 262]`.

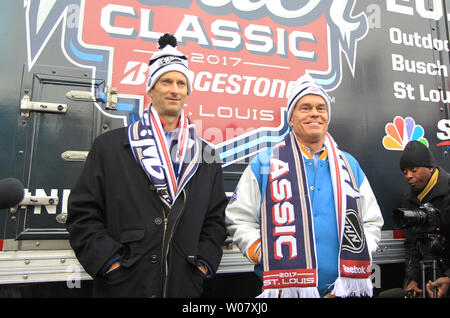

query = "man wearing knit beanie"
[226, 73, 383, 298]
[145, 33, 194, 131]
[400, 141, 436, 191]
[67, 34, 227, 297]
[398, 141, 450, 298]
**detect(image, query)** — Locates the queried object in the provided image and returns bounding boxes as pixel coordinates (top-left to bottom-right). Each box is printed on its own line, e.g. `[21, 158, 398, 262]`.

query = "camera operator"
[399, 141, 450, 298]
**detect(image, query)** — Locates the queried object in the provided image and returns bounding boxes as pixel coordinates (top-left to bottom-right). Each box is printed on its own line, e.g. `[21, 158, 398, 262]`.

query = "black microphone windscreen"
[0, 178, 25, 209]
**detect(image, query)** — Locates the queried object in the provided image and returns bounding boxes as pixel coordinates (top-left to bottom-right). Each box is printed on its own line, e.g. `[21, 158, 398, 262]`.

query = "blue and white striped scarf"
[128, 105, 200, 207]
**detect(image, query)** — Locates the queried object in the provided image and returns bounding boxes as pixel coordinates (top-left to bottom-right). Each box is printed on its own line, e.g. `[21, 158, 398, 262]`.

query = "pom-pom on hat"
[146, 33, 194, 95]
[286, 73, 331, 122]
[400, 140, 436, 171]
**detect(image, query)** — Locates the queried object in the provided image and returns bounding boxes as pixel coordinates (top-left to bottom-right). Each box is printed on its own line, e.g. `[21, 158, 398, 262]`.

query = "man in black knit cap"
[399, 141, 450, 298]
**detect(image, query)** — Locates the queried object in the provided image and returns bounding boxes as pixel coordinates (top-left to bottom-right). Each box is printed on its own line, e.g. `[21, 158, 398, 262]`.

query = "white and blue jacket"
[225, 145, 384, 296]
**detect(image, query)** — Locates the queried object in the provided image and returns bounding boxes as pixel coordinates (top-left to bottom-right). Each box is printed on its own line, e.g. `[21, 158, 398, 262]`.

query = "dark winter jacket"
[401, 167, 450, 283]
[67, 127, 227, 297]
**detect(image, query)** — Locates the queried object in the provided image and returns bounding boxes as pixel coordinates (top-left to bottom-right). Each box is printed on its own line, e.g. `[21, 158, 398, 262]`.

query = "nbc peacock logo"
[382, 116, 429, 151]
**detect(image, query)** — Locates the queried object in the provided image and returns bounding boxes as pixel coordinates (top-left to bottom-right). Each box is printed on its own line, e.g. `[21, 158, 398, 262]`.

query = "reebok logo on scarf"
[342, 264, 368, 275]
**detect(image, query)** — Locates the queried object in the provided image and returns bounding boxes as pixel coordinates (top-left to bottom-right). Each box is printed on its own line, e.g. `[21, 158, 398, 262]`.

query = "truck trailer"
[0, 0, 449, 297]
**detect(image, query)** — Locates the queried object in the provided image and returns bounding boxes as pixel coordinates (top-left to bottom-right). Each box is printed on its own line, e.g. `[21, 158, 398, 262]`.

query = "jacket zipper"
[161, 188, 187, 297]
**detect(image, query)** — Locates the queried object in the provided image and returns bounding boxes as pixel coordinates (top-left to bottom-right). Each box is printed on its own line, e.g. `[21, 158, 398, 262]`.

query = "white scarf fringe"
[257, 287, 320, 298]
[332, 277, 373, 298]
[257, 279, 373, 298]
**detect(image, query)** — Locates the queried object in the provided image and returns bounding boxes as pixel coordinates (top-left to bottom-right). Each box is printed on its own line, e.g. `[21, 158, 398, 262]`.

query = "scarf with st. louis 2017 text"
[259, 131, 372, 298]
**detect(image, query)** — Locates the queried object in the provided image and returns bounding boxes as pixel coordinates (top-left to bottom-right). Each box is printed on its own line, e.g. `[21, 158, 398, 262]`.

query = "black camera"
[393, 203, 445, 257]
[393, 203, 441, 234]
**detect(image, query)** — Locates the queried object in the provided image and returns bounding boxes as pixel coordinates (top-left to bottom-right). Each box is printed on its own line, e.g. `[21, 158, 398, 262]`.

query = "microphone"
[0, 178, 25, 209]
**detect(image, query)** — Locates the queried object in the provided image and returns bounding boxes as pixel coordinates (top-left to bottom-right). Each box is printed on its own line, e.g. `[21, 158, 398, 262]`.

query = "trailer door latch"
[10, 195, 67, 224]
[65, 86, 118, 110]
[21, 94, 67, 117]
[18, 195, 59, 207]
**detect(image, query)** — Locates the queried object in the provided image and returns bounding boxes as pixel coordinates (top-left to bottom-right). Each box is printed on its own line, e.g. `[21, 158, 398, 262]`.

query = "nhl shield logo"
[342, 209, 366, 254]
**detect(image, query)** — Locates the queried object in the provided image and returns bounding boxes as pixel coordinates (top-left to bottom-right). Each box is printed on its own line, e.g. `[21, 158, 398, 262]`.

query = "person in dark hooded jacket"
[399, 141, 450, 298]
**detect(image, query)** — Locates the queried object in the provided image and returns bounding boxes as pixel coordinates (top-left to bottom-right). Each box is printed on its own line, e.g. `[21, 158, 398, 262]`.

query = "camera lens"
[392, 208, 428, 228]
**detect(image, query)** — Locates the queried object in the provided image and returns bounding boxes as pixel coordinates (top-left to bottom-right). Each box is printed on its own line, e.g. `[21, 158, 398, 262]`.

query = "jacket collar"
[409, 167, 449, 203]
[417, 168, 439, 202]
